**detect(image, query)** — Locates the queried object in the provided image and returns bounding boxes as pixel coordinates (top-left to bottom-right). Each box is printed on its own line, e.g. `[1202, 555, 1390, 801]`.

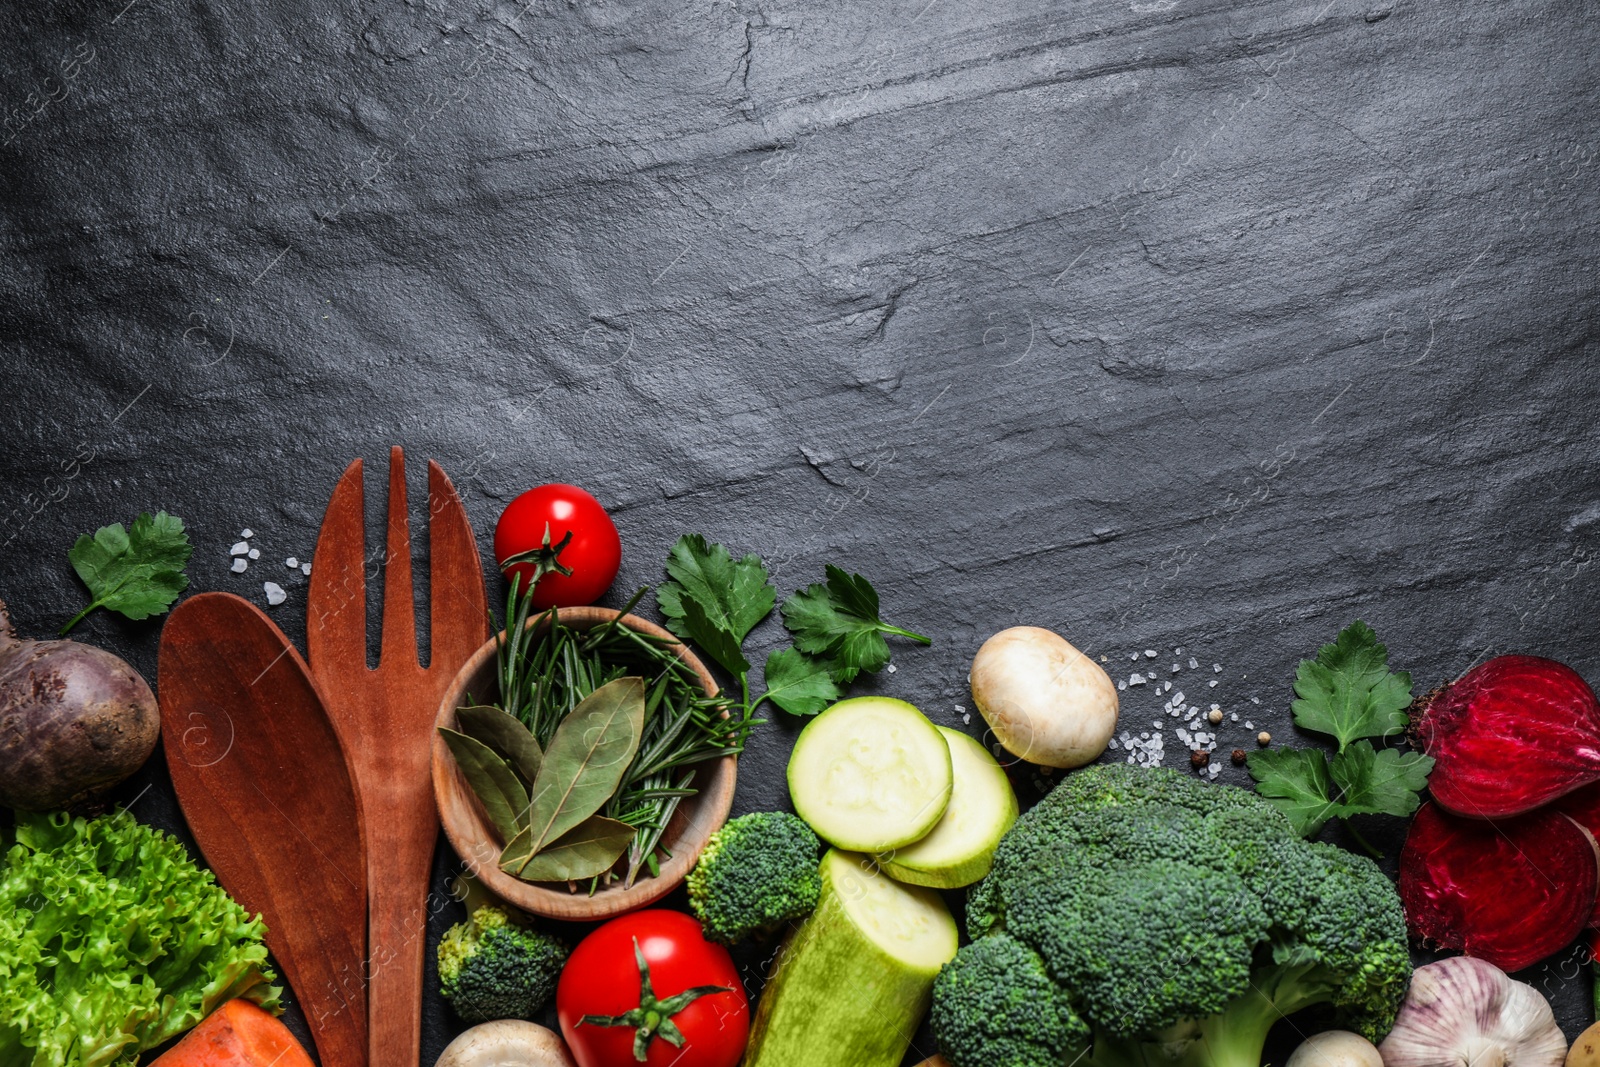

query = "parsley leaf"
[1329, 741, 1434, 819]
[760, 648, 841, 717]
[780, 565, 930, 683]
[678, 597, 750, 677]
[1249, 620, 1431, 853]
[1290, 620, 1413, 750]
[656, 534, 774, 649]
[1247, 747, 1340, 837]
[62, 511, 192, 634]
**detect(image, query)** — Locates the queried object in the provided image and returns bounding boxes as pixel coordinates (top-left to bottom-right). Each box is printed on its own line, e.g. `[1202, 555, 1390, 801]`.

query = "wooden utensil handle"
[367, 836, 436, 1066]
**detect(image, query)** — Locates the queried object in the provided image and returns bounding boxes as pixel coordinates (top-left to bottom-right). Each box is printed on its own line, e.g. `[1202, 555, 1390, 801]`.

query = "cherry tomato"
[557, 910, 749, 1067]
[494, 484, 621, 609]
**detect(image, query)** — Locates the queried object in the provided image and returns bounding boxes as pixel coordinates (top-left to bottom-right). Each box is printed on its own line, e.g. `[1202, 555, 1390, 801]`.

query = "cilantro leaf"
[655, 534, 775, 649]
[1290, 620, 1413, 750]
[759, 648, 840, 717]
[62, 511, 192, 634]
[1247, 747, 1341, 837]
[780, 565, 930, 682]
[1330, 741, 1435, 819]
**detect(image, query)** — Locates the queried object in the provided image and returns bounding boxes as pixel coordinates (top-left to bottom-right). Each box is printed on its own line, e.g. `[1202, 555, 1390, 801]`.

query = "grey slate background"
[2, 0, 1597, 1061]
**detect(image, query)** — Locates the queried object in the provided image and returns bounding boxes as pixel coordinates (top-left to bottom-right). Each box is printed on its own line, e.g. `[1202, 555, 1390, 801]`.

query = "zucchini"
[745, 849, 958, 1067]
[786, 696, 952, 851]
[876, 726, 1018, 888]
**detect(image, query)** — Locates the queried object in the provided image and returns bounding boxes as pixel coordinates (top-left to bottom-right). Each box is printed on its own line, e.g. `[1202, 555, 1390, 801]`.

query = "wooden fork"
[306, 448, 488, 1067]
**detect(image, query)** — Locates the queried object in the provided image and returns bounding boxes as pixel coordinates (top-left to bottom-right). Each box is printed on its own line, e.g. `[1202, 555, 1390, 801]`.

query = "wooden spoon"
[159, 591, 367, 1067]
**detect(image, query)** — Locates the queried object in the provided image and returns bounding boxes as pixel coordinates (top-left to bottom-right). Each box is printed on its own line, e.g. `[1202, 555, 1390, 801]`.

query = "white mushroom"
[1378, 957, 1566, 1067]
[1287, 1031, 1383, 1067]
[969, 626, 1118, 769]
[434, 1020, 575, 1067]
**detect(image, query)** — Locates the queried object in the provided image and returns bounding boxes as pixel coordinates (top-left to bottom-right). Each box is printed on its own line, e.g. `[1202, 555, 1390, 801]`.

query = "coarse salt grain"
[286, 557, 299, 568]
[247, 548, 260, 560]
[1213, 664, 1222, 673]
[263, 582, 286, 606]
[1145, 649, 1157, 658]
[301, 562, 312, 575]
[230, 558, 248, 573]
[886, 664, 897, 674]
[1189, 657, 1199, 669]
[1208, 680, 1218, 688]
[1129, 673, 1146, 686]
[230, 542, 249, 556]
[1244, 721, 1254, 730]
[240, 529, 254, 539]
[1118, 680, 1127, 691]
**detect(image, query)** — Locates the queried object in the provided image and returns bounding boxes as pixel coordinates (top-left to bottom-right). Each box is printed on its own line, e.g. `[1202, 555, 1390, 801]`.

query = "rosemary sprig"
[490, 579, 757, 886]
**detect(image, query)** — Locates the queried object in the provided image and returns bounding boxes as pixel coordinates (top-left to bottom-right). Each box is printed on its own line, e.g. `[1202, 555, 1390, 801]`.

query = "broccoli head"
[935, 764, 1411, 1067]
[687, 811, 822, 945]
[931, 933, 1090, 1067]
[437, 903, 567, 1024]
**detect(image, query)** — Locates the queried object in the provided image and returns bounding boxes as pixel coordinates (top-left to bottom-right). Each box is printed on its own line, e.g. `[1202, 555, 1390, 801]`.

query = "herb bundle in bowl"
[435, 581, 752, 903]
[431, 535, 929, 919]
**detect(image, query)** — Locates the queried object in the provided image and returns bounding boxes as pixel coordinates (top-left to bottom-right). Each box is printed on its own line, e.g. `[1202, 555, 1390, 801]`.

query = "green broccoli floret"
[437, 902, 567, 1024]
[687, 811, 822, 945]
[931, 933, 1090, 1067]
[935, 764, 1412, 1067]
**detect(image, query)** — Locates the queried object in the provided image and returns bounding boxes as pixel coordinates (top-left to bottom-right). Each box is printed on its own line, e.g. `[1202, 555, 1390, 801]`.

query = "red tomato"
[493, 484, 621, 609]
[557, 910, 749, 1067]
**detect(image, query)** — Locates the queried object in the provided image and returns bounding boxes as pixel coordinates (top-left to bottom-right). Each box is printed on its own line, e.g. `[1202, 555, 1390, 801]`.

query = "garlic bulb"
[1378, 957, 1565, 1067]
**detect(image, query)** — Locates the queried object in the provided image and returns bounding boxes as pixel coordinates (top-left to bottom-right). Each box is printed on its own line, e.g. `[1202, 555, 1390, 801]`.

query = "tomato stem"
[498, 522, 575, 596]
[576, 937, 734, 1062]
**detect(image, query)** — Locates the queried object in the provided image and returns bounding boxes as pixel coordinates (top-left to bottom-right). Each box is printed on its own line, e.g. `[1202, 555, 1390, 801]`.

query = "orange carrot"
[149, 1000, 315, 1067]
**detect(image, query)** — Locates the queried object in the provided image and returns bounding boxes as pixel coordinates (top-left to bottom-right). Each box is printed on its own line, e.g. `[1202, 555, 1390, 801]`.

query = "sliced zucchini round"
[876, 726, 1018, 889]
[786, 696, 952, 852]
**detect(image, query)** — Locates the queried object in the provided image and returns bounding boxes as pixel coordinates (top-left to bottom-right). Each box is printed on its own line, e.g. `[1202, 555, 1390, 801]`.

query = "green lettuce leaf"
[1, 810, 279, 1066]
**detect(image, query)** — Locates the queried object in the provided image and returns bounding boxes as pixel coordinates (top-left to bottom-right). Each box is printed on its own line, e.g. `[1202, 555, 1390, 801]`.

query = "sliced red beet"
[1399, 799, 1598, 972]
[1557, 782, 1600, 926]
[1414, 655, 1600, 818]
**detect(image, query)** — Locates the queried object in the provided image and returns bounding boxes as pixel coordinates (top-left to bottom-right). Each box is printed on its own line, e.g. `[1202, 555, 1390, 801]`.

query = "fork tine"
[426, 459, 488, 672]
[307, 458, 369, 673]
[379, 446, 419, 667]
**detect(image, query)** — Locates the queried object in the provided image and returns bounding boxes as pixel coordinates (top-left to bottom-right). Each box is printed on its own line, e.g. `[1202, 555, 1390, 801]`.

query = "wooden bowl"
[432, 606, 736, 921]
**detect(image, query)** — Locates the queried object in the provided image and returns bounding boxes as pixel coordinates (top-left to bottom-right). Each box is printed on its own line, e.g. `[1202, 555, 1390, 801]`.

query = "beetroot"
[1414, 655, 1600, 818]
[0, 597, 159, 810]
[1400, 800, 1599, 972]
[1557, 783, 1600, 925]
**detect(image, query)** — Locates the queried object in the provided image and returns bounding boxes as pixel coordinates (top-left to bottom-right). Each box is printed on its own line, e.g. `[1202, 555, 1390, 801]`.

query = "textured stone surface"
[2, 0, 1597, 1060]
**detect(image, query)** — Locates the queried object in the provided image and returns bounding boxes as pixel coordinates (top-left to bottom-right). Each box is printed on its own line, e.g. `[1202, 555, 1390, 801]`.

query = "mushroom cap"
[970, 626, 1117, 769]
[434, 1020, 576, 1067]
[1287, 1031, 1383, 1067]
[1378, 957, 1566, 1067]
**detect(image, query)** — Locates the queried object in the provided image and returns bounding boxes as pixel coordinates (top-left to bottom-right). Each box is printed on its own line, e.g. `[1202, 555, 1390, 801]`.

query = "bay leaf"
[438, 727, 531, 843]
[456, 704, 543, 785]
[499, 824, 533, 873]
[517, 676, 645, 868]
[503, 815, 636, 882]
